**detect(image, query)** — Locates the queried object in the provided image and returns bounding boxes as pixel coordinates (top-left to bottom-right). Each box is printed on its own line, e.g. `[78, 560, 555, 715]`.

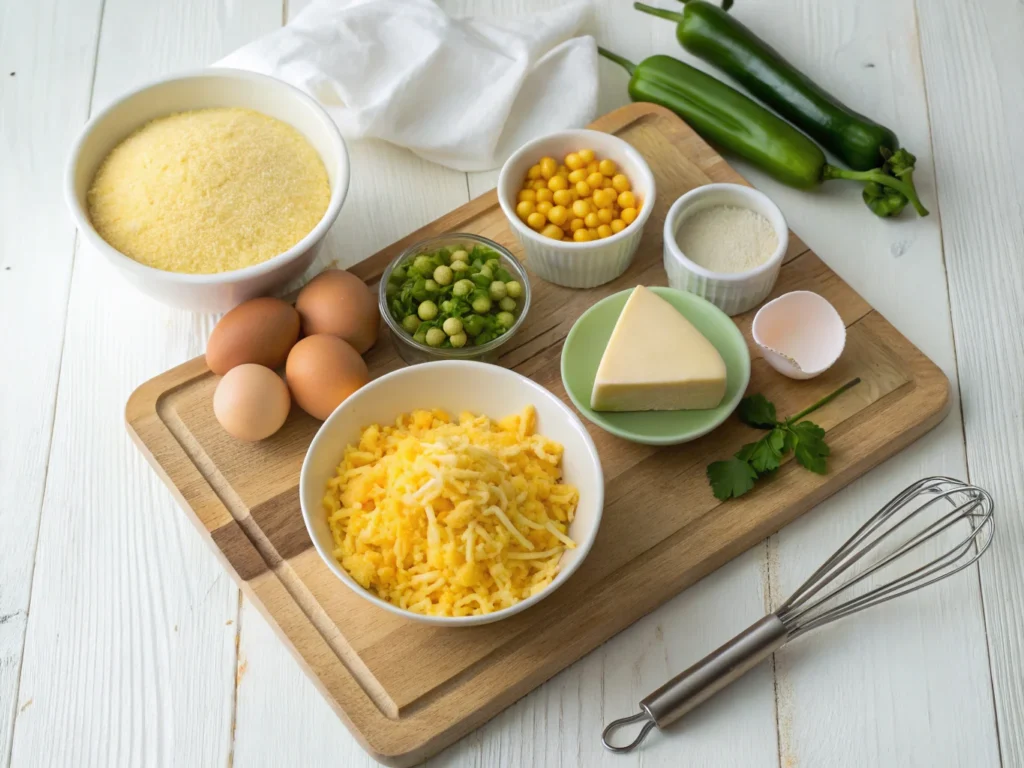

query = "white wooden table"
[3, 0, 1022, 765]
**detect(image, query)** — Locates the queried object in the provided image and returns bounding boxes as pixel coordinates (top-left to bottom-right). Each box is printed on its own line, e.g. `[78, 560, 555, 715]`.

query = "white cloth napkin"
[217, 0, 598, 172]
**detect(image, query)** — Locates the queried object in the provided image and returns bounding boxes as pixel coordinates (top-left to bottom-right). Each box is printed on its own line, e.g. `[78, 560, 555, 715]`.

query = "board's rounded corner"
[125, 378, 161, 431]
[359, 737, 423, 768]
[125, 356, 213, 433]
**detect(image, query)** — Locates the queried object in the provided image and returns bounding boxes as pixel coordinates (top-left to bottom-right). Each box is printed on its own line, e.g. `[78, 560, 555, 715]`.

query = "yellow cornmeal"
[87, 108, 330, 274]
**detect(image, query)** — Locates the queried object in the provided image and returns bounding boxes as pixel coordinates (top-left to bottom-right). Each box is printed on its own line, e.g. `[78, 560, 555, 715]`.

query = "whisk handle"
[641, 614, 788, 728]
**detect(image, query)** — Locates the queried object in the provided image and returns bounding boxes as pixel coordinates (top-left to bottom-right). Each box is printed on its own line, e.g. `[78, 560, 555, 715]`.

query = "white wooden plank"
[7, 0, 282, 765]
[917, 0, 1024, 762]
[714, 0, 1000, 764]
[0, 0, 103, 760]
[227, 1, 474, 765]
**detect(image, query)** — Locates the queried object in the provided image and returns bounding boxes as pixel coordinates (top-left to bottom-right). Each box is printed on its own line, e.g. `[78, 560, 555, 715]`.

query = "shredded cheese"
[322, 407, 579, 617]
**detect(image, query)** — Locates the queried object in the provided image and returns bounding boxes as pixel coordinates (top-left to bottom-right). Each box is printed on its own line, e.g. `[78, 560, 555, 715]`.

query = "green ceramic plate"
[560, 286, 751, 446]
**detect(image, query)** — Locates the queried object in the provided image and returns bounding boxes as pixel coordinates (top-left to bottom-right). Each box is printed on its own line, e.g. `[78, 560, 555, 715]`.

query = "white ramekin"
[497, 129, 656, 289]
[65, 69, 349, 314]
[663, 183, 787, 316]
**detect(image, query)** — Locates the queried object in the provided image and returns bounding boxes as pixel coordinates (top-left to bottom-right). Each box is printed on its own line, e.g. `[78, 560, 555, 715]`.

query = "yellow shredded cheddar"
[322, 406, 579, 617]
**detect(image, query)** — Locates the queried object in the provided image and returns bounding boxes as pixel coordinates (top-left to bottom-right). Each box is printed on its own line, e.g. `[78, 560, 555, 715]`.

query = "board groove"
[126, 103, 949, 766]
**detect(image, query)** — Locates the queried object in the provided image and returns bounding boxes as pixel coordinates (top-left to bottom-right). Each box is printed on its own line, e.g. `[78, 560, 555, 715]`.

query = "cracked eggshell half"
[752, 291, 845, 380]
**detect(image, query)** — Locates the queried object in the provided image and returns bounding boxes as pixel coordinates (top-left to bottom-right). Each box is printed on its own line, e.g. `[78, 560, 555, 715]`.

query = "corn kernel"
[584, 211, 600, 228]
[573, 228, 592, 242]
[575, 181, 591, 197]
[527, 164, 543, 180]
[586, 172, 604, 189]
[593, 189, 614, 209]
[598, 159, 617, 175]
[564, 152, 584, 170]
[517, 189, 536, 203]
[535, 188, 553, 203]
[597, 224, 613, 239]
[539, 157, 557, 179]
[611, 174, 631, 193]
[552, 189, 573, 206]
[536, 200, 552, 216]
[569, 218, 586, 232]
[571, 199, 591, 218]
[527, 212, 546, 230]
[516, 200, 535, 219]
[597, 208, 614, 224]
[547, 205, 569, 226]
[541, 223, 563, 239]
[610, 218, 626, 233]
[579, 149, 595, 163]
[621, 207, 638, 224]
[547, 175, 569, 192]
[617, 191, 637, 209]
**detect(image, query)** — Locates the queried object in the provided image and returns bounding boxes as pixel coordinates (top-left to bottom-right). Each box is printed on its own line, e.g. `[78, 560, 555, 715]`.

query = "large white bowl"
[65, 69, 349, 313]
[299, 360, 605, 627]
[498, 129, 656, 289]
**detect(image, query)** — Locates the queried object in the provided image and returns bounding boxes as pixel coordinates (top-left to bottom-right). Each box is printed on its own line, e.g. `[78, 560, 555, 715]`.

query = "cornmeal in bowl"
[322, 406, 579, 617]
[87, 107, 329, 274]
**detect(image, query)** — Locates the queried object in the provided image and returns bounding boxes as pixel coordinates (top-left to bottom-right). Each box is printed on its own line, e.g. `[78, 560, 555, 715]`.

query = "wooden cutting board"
[126, 103, 949, 767]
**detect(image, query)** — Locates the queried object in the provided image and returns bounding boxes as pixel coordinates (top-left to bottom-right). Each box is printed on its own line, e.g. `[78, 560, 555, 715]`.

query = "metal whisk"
[602, 477, 995, 753]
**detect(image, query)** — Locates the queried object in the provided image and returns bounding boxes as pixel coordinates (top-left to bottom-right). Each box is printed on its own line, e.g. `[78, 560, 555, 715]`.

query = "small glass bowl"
[378, 233, 532, 365]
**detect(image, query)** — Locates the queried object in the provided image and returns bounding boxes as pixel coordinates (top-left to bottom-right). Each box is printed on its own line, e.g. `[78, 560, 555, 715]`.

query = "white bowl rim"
[663, 183, 788, 282]
[64, 67, 349, 287]
[298, 359, 606, 627]
[497, 128, 657, 251]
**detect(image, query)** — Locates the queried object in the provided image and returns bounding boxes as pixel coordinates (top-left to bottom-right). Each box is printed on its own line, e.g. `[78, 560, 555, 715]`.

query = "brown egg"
[213, 364, 292, 441]
[206, 297, 300, 375]
[295, 269, 379, 354]
[285, 334, 370, 421]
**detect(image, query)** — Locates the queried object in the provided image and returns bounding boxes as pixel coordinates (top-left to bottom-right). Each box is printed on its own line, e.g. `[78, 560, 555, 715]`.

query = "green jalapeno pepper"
[599, 48, 928, 217]
[635, 1, 899, 172]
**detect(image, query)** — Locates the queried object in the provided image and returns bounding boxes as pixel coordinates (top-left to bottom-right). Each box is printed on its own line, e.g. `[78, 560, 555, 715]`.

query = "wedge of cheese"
[591, 286, 727, 412]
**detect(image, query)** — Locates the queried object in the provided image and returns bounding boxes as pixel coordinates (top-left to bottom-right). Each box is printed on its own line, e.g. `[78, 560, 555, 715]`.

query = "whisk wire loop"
[777, 477, 993, 637]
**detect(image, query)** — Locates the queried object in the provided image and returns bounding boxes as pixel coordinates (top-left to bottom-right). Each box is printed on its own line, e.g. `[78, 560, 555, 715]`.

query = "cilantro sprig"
[707, 378, 860, 501]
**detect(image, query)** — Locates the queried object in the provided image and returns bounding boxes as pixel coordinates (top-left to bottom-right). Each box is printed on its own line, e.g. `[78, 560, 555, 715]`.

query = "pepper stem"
[785, 378, 861, 424]
[633, 3, 685, 23]
[823, 165, 929, 217]
[597, 47, 637, 76]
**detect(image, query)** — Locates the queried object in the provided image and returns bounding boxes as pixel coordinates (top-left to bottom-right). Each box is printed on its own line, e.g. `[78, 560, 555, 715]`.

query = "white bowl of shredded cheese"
[663, 183, 788, 316]
[299, 360, 604, 627]
[65, 69, 348, 313]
